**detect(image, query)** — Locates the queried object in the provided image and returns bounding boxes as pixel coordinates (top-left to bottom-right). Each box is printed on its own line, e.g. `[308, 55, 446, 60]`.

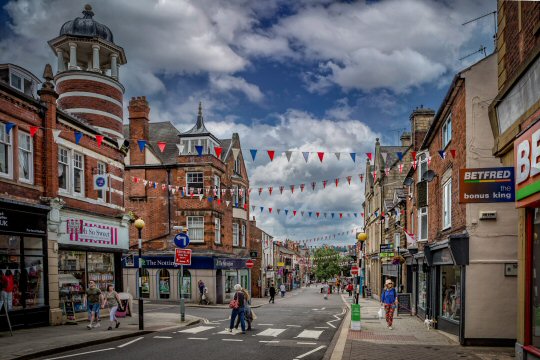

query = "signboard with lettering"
[214, 258, 249, 270]
[175, 249, 192, 266]
[59, 215, 129, 250]
[515, 121, 540, 207]
[0, 207, 47, 236]
[379, 244, 393, 253]
[397, 293, 412, 314]
[93, 174, 108, 190]
[459, 167, 515, 203]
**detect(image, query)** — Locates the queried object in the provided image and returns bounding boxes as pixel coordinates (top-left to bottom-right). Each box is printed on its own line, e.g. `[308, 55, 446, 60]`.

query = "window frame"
[214, 175, 221, 198]
[233, 223, 239, 246]
[442, 114, 452, 148]
[443, 178, 452, 229]
[418, 207, 428, 242]
[187, 216, 204, 243]
[186, 172, 204, 194]
[72, 151, 85, 197]
[234, 157, 241, 175]
[214, 217, 221, 244]
[17, 130, 33, 184]
[97, 161, 107, 202]
[58, 146, 70, 193]
[232, 185, 239, 205]
[9, 71, 24, 92]
[0, 122, 13, 179]
[418, 153, 428, 182]
[241, 224, 246, 247]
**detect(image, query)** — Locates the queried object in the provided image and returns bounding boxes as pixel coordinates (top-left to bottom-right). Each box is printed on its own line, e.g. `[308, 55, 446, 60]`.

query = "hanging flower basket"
[392, 255, 405, 265]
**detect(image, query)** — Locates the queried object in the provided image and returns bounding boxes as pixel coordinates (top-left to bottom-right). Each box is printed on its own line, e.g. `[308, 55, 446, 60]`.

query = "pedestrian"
[85, 281, 102, 329]
[280, 283, 286, 297]
[229, 284, 246, 334]
[336, 279, 341, 294]
[1, 270, 14, 311]
[269, 283, 276, 303]
[323, 282, 329, 300]
[235, 288, 252, 331]
[347, 283, 353, 297]
[380, 279, 398, 330]
[103, 284, 122, 330]
[198, 280, 205, 304]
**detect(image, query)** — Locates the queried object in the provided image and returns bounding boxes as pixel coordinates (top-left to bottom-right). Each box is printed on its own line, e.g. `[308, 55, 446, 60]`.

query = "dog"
[424, 317, 437, 330]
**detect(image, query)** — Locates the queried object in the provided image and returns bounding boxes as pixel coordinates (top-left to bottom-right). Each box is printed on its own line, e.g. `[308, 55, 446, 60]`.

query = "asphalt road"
[38, 287, 347, 360]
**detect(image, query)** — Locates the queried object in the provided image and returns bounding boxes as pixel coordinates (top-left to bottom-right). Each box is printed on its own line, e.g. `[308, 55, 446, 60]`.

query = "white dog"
[424, 317, 437, 330]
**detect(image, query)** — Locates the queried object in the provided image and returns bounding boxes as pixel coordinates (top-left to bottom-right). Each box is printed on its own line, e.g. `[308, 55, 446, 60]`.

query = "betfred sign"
[515, 120, 540, 207]
[175, 249, 192, 266]
[459, 167, 515, 203]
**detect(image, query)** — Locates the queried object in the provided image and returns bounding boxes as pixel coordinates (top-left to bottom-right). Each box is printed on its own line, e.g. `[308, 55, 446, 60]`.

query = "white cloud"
[209, 74, 264, 103]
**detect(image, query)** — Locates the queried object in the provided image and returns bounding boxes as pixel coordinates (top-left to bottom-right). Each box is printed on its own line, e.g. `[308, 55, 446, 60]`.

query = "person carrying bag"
[380, 279, 398, 330]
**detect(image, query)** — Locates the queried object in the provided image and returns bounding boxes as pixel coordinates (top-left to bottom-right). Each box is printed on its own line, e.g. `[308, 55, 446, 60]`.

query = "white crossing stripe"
[188, 338, 208, 340]
[259, 323, 274, 326]
[222, 339, 243, 342]
[256, 328, 287, 337]
[286, 325, 301, 327]
[295, 330, 323, 339]
[315, 326, 329, 329]
[259, 340, 279, 343]
[217, 329, 239, 335]
[153, 336, 172, 339]
[297, 342, 317, 345]
[179, 326, 215, 334]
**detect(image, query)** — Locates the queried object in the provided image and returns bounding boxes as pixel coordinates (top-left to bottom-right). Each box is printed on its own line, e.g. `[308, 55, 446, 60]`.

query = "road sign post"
[174, 232, 190, 322]
[246, 259, 254, 297]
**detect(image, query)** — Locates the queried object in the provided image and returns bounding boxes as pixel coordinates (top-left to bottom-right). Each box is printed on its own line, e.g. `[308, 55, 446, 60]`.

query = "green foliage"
[313, 247, 341, 281]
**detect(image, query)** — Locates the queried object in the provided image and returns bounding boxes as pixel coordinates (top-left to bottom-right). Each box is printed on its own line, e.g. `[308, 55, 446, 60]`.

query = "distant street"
[38, 287, 347, 360]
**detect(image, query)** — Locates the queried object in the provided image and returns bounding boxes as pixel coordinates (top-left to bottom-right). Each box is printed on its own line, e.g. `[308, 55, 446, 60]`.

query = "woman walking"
[235, 287, 252, 331]
[380, 279, 398, 330]
[103, 284, 122, 330]
[229, 284, 246, 334]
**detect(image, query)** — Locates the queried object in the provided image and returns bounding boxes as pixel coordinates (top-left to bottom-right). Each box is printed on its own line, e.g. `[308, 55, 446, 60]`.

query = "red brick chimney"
[128, 96, 150, 165]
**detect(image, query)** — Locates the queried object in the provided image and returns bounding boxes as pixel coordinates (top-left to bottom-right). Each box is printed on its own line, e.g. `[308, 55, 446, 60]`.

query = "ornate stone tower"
[48, 4, 127, 139]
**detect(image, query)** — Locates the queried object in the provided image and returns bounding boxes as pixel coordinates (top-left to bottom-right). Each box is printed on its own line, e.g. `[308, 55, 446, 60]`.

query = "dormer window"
[10, 72, 23, 91]
[234, 157, 241, 175]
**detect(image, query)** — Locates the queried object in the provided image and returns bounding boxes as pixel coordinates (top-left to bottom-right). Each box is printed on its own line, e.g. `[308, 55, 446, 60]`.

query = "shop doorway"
[158, 269, 170, 299]
[178, 268, 191, 300]
[138, 269, 150, 298]
[216, 270, 223, 304]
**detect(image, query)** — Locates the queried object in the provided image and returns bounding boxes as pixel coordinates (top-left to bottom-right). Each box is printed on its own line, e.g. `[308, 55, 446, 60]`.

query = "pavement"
[338, 295, 516, 360]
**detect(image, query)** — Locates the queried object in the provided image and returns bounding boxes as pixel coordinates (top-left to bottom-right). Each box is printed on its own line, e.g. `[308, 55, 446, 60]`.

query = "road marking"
[297, 342, 317, 345]
[315, 326, 329, 329]
[295, 330, 323, 339]
[259, 340, 280, 343]
[153, 336, 172, 339]
[256, 328, 287, 337]
[286, 325, 301, 327]
[45, 348, 115, 359]
[326, 321, 336, 328]
[217, 329, 238, 335]
[179, 325, 215, 334]
[188, 337, 208, 340]
[222, 339, 243, 342]
[294, 345, 326, 359]
[117, 337, 144, 348]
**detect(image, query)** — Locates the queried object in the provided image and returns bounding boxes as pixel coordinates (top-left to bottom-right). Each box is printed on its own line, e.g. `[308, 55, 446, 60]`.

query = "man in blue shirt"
[380, 279, 398, 329]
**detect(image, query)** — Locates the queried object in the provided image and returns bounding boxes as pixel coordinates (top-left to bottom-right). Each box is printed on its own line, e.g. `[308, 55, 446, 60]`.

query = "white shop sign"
[59, 217, 129, 250]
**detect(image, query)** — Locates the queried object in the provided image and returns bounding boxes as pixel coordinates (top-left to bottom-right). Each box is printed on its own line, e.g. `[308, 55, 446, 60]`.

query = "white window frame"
[418, 153, 428, 182]
[187, 216, 204, 243]
[97, 161, 107, 202]
[9, 70, 24, 92]
[443, 178, 452, 229]
[58, 146, 70, 193]
[18, 131, 33, 184]
[394, 233, 400, 250]
[234, 157, 241, 174]
[241, 224, 246, 247]
[233, 185, 239, 205]
[214, 175, 221, 198]
[72, 151, 84, 196]
[442, 114, 452, 148]
[186, 172, 204, 193]
[214, 217, 221, 244]
[0, 122, 13, 179]
[418, 207, 428, 242]
[233, 223, 239, 246]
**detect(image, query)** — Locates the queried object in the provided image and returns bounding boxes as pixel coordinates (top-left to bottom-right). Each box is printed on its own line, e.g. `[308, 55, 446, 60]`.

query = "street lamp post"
[134, 218, 145, 331]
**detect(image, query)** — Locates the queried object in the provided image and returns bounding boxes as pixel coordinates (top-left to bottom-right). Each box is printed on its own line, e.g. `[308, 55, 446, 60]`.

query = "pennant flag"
[267, 150, 275, 161]
[74, 131, 83, 144]
[316, 212, 320, 218]
[208, 196, 213, 203]
[268, 187, 273, 195]
[198, 194, 204, 201]
[335, 152, 341, 160]
[323, 180, 327, 188]
[252, 205, 256, 212]
[260, 206, 264, 212]
[194, 145, 203, 156]
[308, 212, 312, 217]
[412, 160, 418, 170]
[293, 210, 297, 216]
[339, 213, 343, 219]
[177, 144, 184, 155]
[229, 148, 239, 161]
[258, 188, 263, 196]
[399, 163, 404, 173]
[366, 152, 372, 161]
[250, 149, 257, 161]
[427, 156, 432, 166]
[279, 186, 284, 194]
[450, 149, 456, 158]
[317, 152, 324, 162]
[411, 151, 417, 161]
[95, 135, 104, 148]
[5, 122, 15, 134]
[226, 201, 231, 207]
[331, 213, 335, 218]
[29, 126, 39, 137]
[277, 209, 281, 215]
[137, 140, 146, 152]
[359, 174, 364, 182]
[335, 178, 339, 187]
[324, 213, 327, 218]
[372, 171, 377, 182]
[311, 182, 316, 191]
[397, 152, 404, 161]
[215, 146, 223, 159]
[381, 152, 388, 164]
[350, 153, 356, 162]
[285, 151, 292, 162]
[157, 141, 166, 153]
[302, 152, 309, 163]
[300, 184, 305, 192]
[404, 229, 417, 247]
[285, 209, 289, 216]
[301, 211, 305, 216]
[290, 185, 295, 193]
[347, 176, 352, 185]
[438, 150, 446, 159]
[269, 208, 273, 214]
[116, 137, 124, 149]
[361, 213, 364, 217]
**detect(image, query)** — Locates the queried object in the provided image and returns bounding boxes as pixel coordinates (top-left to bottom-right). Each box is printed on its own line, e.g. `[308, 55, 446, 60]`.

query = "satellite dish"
[423, 170, 437, 182]
[403, 177, 414, 186]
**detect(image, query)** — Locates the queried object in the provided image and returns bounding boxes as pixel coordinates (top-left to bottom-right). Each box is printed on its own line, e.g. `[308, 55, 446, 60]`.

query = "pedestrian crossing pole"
[180, 264, 185, 322]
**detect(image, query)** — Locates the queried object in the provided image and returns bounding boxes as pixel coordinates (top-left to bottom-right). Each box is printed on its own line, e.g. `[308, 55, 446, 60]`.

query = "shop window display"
[139, 269, 150, 298]
[87, 252, 114, 291]
[158, 269, 170, 299]
[418, 270, 427, 310]
[440, 266, 461, 323]
[178, 268, 191, 299]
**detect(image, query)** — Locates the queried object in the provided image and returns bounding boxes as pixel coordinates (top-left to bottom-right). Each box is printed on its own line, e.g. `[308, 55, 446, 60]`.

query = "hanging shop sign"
[516, 119, 540, 207]
[459, 167, 515, 203]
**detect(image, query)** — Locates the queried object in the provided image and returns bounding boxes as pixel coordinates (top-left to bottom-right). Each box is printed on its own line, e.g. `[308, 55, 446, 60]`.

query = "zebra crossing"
[177, 325, 325, 342]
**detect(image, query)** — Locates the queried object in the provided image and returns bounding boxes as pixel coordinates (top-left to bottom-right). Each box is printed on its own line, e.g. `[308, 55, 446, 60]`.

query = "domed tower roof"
[59, 4, 114, 43]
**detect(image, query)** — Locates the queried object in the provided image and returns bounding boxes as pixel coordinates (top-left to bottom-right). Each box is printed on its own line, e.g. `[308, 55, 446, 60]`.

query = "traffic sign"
[249, 251, 258, 258]
[174, 233, 190, 248]
[175, 249, 192, 265]
[351, 266, 359, 275]
[246, 259, 254, 269]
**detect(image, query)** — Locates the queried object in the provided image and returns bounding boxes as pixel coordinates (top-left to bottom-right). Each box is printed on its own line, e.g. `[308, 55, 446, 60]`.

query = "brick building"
[487, 1, 540, 358]
[248, 218, 264, 298]
[0, 5, 131, 328]
[122, 98, 253, 304]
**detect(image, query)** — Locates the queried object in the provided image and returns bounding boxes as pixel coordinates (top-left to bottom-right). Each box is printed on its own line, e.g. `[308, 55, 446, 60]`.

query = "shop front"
[412, 253, 429, 319]
[0, 200, 49, 329]
[56, 210, 129, 317]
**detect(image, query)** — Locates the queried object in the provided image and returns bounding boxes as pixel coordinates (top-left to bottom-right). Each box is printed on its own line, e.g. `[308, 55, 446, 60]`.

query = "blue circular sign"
[174, 233, 190, 248]
[95, 176, 106, 188]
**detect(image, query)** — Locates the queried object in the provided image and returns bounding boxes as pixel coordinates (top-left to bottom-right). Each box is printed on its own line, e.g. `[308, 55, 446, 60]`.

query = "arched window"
[178, 268, 191, 299]
[158, 269, 170, 299]
[138, 269, 150, 298]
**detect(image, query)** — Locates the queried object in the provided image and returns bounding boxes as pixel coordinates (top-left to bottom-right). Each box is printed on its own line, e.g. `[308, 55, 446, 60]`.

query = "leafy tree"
[313, 247, 341, 281]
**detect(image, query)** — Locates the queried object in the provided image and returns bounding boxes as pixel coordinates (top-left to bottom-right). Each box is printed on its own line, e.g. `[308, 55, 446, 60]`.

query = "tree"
[313, 247, 341, 281]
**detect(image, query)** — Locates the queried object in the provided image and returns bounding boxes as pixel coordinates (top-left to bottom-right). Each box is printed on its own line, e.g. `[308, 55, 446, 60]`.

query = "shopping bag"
[251, 309, 257, 320]
[377, 307, 384, 320]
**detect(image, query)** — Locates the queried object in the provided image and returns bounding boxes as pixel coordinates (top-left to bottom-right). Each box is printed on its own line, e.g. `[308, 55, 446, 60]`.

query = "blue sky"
[0, 0, 496, 244]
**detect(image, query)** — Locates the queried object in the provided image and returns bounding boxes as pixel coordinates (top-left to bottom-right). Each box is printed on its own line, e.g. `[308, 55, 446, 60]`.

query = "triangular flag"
[316, 212, 320, 218]
[157, 141, 166, 153]
[311, 182, 316, 190]
[372, 171, 377, 182]
[285, 209, 289, 216]
[323, 180, 327, 188]
[293, 210, 297, 216]
[258, 188, 263, 196]
[177, 144, 184, 155]
[397, 152, 404, 161]
[339, 213, 343, 219]
[74, 131, 83, 144]
[381, 152, 388, 163]
[411, 151, 417, 161]
[317, 152, 324, 162]
[331, 213, 335, 218]
[137, 140, 146, 152]
[277, 209, 281, 215]
[232, 148, 240, 160]
[29, 126, 39, 137]
[438, 150, 446, 159]
[350, 153, 356, 162]
[226, 201, 231, 207]
[5, 123, 15, 134]
[335, 152, 341, 160]
[267, 150, 275, 161]
[308, 212, 312, 217]
[427, 156, 432, 166]
[366, 152, 372, 161]
[399, 164, 404, 173]
[302, 152, 309, 162]
[361, 213, 364, 217]
[214, 146, 223, 159]
[359, 174, 364, 182]
[412, 160, 417, 170]
[95, 135, 104, 148]
[195, 145, 203, 156]
[450, 149, 456, 158]
[285, 151, 292, 162]
[290, 185, 295, 193]
[250, 149, 257, 161]
[53, 130, 62, 143]
[279, 186, 284, 194]
[251, 205, 256, 212]
[268, 187, 273, 195]
[347, 176, 352, 185]
[260, 207, 264, 212]
[301, 211, 305, 216]
[335, 178, 339, 187]
[300, 184, 305, 192]
[269, 208, 273, 213]
[198, 194, 203, 201]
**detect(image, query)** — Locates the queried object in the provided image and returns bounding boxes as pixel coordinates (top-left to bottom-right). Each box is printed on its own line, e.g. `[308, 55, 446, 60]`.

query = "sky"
[0, 0, 497, 246]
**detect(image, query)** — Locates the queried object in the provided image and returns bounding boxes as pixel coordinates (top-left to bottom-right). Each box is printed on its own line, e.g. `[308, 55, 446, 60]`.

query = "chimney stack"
[410, 106, 434, 150]
[128, 96, 150, 165]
